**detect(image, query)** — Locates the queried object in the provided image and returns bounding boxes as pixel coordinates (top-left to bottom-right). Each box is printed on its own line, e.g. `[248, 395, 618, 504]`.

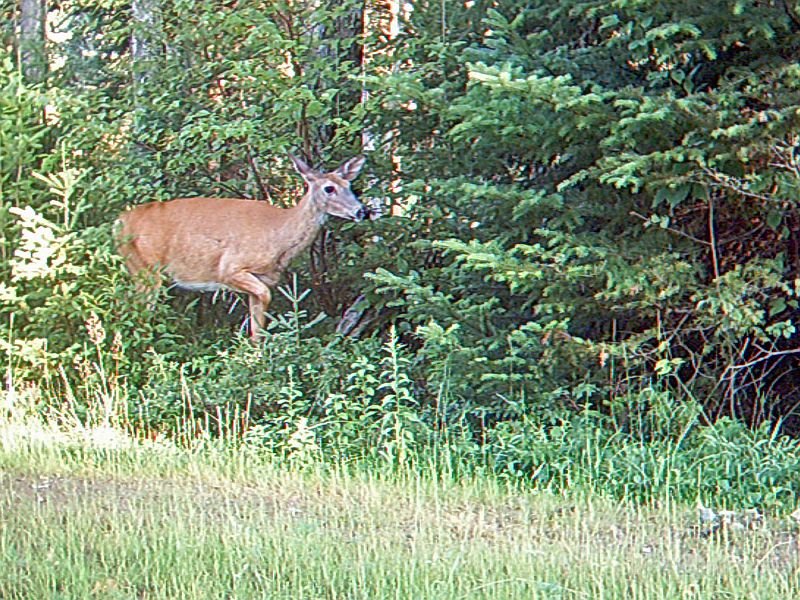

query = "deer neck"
[293, 189, 327, 230]
[274, 191, 326, 264]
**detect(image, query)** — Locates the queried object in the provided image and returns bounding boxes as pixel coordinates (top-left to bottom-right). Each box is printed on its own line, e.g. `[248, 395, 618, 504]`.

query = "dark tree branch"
[782, 0, 800, 33]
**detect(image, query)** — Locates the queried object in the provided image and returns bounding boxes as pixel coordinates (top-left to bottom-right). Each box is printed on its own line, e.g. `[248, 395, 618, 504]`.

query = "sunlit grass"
[1, 420, 799, 599]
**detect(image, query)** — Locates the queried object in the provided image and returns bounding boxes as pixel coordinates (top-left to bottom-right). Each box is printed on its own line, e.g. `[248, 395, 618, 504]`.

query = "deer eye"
[324, 185, 336, 195]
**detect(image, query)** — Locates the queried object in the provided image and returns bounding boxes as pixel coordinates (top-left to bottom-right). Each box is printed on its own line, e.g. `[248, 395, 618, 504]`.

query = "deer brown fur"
[117, 153, 367, 339]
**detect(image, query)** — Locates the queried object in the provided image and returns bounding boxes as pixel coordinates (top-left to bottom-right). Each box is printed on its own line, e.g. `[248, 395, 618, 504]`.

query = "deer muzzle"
[354, 206, 369, 222]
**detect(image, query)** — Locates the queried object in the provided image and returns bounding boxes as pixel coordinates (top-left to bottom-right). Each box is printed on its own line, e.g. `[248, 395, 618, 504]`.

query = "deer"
[116, 153, 367, 340]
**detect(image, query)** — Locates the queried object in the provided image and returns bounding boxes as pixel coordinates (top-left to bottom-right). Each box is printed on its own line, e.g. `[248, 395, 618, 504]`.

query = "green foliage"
[363, 0, 800, 427]
[134, 290, 429, 463]
[488, 394, 800, 508]
[1, 0, 387, 386]
[6, 0, 800, 514]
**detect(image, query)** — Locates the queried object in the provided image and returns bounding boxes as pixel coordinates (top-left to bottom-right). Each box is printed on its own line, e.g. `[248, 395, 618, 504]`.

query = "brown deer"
[117, 153, 367, 340]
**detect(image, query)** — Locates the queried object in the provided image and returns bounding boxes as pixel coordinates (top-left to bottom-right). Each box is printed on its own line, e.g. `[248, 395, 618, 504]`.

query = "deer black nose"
[355, 207, 368, 221]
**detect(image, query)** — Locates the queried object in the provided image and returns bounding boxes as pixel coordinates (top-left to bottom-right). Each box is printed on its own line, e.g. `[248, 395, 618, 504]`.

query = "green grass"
[1, 421, 799, 599]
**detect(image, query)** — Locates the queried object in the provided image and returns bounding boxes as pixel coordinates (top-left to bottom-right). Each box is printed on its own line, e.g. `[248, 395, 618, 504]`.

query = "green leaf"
[766, 210, 782, 231]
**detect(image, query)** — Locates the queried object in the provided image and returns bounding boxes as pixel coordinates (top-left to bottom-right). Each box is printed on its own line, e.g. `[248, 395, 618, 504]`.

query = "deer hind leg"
[125, 259, 168, 314]
[120, 259, 164, 318]
[117, 232, 163, 296]
[132, 265, 164, 297]
[224, 272, 273, 341]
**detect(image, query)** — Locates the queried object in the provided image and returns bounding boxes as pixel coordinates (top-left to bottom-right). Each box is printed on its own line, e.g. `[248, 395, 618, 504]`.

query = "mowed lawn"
[1, 424, 798, 599]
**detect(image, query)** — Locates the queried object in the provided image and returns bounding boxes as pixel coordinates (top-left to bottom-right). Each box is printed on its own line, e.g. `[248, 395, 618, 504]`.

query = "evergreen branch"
[701, 167, 783, 204]
[629, 210, 710, 246]
[781, 0, 800, 33]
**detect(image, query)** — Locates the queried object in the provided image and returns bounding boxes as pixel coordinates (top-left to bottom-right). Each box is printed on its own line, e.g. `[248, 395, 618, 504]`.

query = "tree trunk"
[19, 0, 46, 84]
[307, 0, 365, 156]
[306, 0, 367, 319]
[131, 0, 160, 132]
[131, 0, 160, 88]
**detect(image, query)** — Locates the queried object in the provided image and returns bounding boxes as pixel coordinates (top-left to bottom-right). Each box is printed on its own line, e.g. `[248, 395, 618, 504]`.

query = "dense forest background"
[5, 0, 800, 504]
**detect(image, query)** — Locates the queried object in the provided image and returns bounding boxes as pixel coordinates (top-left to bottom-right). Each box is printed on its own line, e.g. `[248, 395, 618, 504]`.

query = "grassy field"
[1, 421, 799, 599]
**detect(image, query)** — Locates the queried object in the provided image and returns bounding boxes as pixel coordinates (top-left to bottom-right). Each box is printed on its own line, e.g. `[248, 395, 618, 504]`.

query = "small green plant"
[375, 325, 424, 466]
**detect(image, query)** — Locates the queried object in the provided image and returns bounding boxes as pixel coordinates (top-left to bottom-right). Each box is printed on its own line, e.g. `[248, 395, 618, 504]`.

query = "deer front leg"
[224, 272, 273, 341]
[247, 287, 272, 340]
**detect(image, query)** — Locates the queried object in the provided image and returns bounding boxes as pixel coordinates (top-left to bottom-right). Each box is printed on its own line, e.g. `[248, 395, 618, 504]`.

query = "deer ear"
[334, 155, 366, 181]
[289, 152, 316, 180]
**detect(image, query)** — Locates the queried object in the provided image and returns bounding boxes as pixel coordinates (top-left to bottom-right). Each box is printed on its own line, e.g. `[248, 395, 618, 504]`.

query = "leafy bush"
[130, 283, 429, 463]
[488, 396, 800, 509]
[362, 0, 800, 429]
